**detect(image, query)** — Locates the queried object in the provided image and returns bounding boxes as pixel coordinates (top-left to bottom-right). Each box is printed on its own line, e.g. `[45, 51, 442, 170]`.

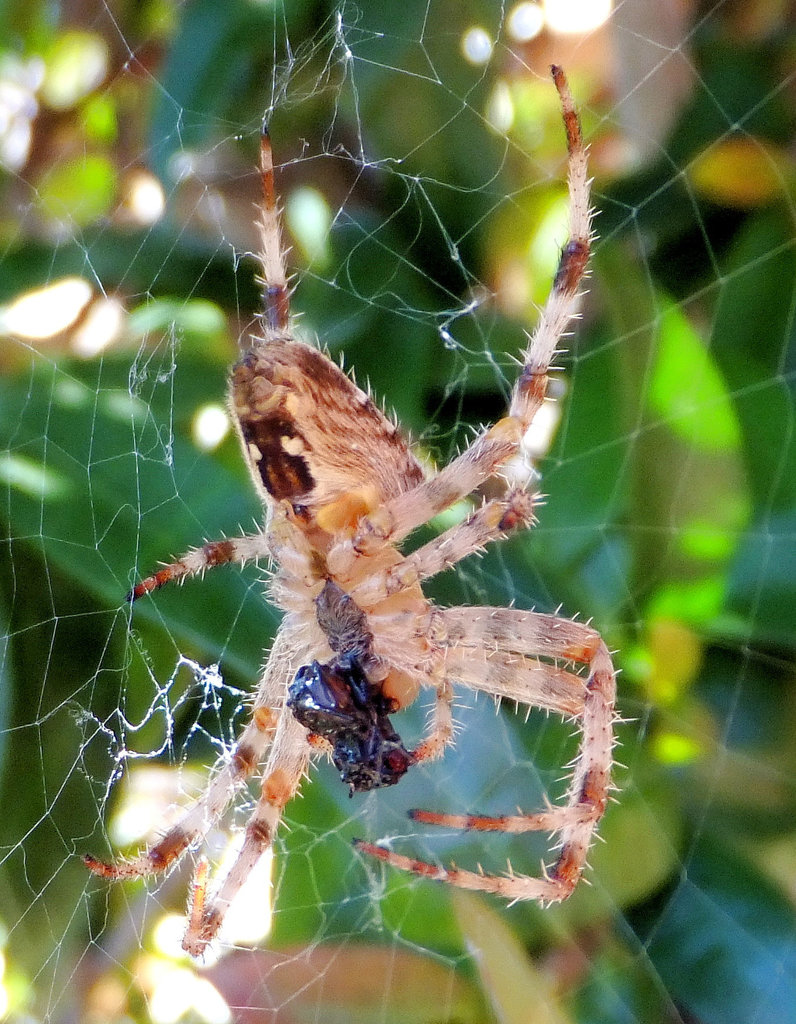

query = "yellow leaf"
[689, 138, 791, 207]
[452, 891, 575, 1024]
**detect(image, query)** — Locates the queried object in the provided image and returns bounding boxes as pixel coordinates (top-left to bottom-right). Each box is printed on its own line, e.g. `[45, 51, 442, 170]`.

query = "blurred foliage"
[1, 1, 795, 1023]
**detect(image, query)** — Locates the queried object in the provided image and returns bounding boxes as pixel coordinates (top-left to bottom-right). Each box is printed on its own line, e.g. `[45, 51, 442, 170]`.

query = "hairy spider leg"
[353, 65, 591, 550]
[182, 709, 310, 956]
[509, 65, 590, 423]
[125, 131, 294, 602]
[424, 609, 613, 852]
[84, 626, 296, 880]
[127, 534, 273, 601]
[258, 127, 290, 334]
[346, 490, 538, 608]
[356, 612, 615, 903]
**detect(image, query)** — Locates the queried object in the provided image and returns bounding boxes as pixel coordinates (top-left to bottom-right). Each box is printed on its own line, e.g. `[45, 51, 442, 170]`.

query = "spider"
[85, 65, 616, 958]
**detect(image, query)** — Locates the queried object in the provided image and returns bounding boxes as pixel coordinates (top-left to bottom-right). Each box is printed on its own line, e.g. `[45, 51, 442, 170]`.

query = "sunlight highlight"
[0, 949, 8, 1019]
[653, 731, 702, 766]
[154, 915, 200, 960]
[124, 168, 166, 226]
[41, 31, 109, 109]
[544, 0, 612, 33]
[0, 277, 92, 339]
[521, 397, 562, 460]
[486, 80, 514, 133]
[507, 3, 545, 41]
[108, 766, 203, 848]
[72, 296, 124, 356]
[164, 834, 275, 964]
[286, 186, 332, 268]
[529, 193, 571, 290]
[0, 453, 69, 499]
[193, 404, 231, 451]
[0, 55, 43, 170]
[216, 833, 274, 949]
[461, 26, 493, 65]
[141, 956, 231, 1024]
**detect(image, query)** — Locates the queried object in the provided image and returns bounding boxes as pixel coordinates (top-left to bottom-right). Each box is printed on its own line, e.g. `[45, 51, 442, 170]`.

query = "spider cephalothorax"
[86, 66, 617, 958]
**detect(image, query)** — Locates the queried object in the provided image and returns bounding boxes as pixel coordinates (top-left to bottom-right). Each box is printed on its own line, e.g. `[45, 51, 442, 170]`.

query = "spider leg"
[411, 677, 455, 764]
[354, 66, 590, 550]
[408, 489, 537, 581]
[357, 423, 522, 549]
[443, 639, 588, 716]
[356, 611, 615, 904]
[442, 605, 603, 664]
[348, 489, 536, 608]
[508, 65, 590, 445]
[128, 532, 272, 601]
[84, 624, 297, 880]
[377, 597, 591, 768]
[256, 127, 290, 334]
[182, 710, 310, 957]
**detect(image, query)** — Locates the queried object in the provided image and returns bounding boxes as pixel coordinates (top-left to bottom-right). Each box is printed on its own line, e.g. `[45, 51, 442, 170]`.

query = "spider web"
[1, 1, 795, 1022]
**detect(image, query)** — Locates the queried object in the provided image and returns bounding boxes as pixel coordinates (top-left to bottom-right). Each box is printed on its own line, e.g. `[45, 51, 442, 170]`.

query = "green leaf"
[649, 302, 741, 451]
[644, 836, 796, 1024]
[712, 208, 796, 514]
[38, 154, 117, 226]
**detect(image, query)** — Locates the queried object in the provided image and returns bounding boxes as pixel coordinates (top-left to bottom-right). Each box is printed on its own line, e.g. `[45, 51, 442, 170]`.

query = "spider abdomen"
[231, 340, 424, 518]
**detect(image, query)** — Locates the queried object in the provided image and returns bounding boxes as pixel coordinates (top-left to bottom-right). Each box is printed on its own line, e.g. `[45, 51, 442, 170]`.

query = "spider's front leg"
[353, 65, 590, 552]
[356, 609, 616, 904]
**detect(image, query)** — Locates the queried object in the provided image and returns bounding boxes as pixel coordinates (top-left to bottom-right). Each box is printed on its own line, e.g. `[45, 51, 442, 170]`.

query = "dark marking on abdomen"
[240, 414, 315, 500]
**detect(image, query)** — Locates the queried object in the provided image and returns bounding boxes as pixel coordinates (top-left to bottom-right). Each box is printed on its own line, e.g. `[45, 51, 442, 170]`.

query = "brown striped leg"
[357, 420, 523, 549]
[257, 127, 291, 335]
[354, 66, 591, 552]
[84, 625, 297, 881]
[507, 64, 591, 447]
[355, 628, 615, 905]
[347, 490, 536, 608]
[182, 711, 311, 956]
[127, 532, 271, 601]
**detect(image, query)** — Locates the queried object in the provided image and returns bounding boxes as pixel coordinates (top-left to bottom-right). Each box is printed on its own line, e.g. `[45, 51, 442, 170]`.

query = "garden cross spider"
[85, 65, 617, 958]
